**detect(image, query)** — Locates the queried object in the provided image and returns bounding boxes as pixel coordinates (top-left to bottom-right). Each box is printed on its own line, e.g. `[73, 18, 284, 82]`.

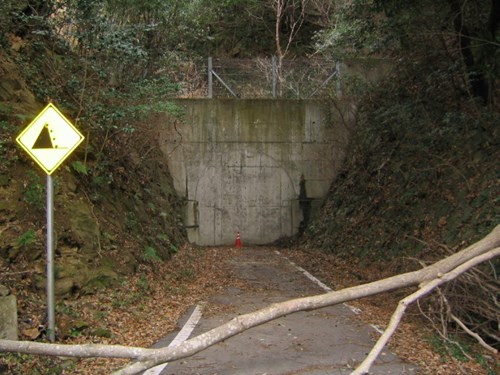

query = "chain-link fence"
[169, 57, 342, 99]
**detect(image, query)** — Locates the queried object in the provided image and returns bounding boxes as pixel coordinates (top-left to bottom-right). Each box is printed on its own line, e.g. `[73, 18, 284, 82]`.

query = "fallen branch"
[351, 247, 500, 375]
[450, 313, 498, 355]
[0, 225, 498, 375]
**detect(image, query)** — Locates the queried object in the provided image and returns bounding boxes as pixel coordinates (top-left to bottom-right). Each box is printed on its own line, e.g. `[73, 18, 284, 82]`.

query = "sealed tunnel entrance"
[160, 99, 352, 246]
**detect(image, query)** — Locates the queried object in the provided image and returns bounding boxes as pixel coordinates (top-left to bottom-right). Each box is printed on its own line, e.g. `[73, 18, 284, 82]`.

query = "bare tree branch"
[450, 313, 498, 354]
[271, 0, 309, 95]
[352, 247, 499, 375]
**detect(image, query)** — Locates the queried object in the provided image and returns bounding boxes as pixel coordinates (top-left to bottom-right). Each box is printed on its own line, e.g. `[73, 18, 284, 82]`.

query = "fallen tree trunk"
[1, 225, 498, 375]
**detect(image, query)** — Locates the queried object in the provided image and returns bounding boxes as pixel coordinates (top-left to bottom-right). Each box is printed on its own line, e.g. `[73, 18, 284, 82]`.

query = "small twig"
[406, 235, 430, 247]
[485, 332, 500, 343]
[373, 143, 399, 176]
[431, 239, 455, 255]
[417, 297, 450, 343]
[428, 154, 472, 192]
[0, 270, 37, 277]
[442, 329, 474, 363]
[487, 260, 497, 280]
[435, 288, 450, 338]
[82, 191, 102, 258]
[140, 146, 157, 162]
[0, 224, 13, 236]
[451, 314, 498, 354]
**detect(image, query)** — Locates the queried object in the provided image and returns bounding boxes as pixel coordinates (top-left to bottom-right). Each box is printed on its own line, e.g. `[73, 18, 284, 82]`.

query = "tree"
[269, 0, 308, 94]
[1, 225, 498, 375]
[447, 0, 499, 104]
[314, 0, 499, 104]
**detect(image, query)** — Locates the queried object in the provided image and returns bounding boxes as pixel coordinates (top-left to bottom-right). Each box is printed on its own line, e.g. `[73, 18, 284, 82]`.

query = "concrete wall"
[160, 99, 352, 245]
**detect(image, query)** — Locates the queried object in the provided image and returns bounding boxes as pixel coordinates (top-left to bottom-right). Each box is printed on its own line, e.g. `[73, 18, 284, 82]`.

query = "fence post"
[272, 56, 277, 98]
[208, 57, 213, 98]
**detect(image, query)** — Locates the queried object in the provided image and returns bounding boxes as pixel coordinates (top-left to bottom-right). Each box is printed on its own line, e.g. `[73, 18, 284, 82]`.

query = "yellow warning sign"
[16, 103, 84, 175]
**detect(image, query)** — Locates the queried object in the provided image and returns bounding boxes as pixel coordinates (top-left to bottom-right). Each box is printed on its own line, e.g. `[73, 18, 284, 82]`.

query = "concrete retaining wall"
[160, 99, 352, 245]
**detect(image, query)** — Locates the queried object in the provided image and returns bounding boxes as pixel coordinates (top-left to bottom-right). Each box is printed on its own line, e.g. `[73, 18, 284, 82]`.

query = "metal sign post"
[46, 174, 55, 341]
[16, 103, 84, 342]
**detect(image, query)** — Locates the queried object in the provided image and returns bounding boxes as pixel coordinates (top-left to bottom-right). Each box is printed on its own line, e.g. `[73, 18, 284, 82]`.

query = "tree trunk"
[449, 0, 491, 104]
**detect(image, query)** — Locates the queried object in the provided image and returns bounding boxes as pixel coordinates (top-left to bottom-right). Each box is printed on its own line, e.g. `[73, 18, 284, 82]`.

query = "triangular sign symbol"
[32, 124, 54, 149]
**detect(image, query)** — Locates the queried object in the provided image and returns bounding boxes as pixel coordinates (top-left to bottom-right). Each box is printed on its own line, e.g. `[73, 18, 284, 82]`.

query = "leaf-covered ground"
[0, 246, 238, 374]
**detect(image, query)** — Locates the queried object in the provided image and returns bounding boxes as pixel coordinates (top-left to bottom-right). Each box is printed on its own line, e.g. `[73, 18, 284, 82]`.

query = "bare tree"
[308, 0, 337, 27]
[270, 0, 309, 95]
[1, 225, 498, 375]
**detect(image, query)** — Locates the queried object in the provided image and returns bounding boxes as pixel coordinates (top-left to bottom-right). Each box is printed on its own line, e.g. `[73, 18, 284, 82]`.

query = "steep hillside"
[300, 65, 499, 358]
[303, 86, 498, 260]
[0, 44, 186, 298]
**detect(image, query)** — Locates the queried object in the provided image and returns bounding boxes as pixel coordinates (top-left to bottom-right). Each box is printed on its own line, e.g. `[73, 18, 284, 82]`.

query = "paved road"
[149, 247, 418, 375]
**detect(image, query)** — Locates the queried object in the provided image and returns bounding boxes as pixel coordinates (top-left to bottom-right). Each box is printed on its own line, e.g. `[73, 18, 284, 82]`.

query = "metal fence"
[171, 57, 341, 99]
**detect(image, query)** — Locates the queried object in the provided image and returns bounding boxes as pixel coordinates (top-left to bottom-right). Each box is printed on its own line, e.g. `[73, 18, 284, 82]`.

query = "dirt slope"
[1, 42, 186, 302]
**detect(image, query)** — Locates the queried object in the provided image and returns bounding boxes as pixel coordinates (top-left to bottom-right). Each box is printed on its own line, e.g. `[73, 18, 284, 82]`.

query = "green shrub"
[23, 171, 45, 209]
[16, 229, 37, 247]
[143, 246, 161, 262]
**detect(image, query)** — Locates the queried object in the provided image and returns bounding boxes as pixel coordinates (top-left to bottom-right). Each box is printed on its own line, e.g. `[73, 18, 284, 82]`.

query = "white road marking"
[294, 264, 333, 292]
[274, 251, 393, 338]
[275, 250, 332, 292]
[370, 324, 385, 335]
[345, 304, 362, 315]
[143, 303, 204, 375]
[274, 250, 365, 316]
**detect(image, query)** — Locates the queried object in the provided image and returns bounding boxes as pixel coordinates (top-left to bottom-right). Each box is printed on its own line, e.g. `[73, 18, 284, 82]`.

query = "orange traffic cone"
[235, 231, 242, 248]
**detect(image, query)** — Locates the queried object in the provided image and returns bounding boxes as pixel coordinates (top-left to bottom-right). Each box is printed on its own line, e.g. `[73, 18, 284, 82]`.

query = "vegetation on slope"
[305, 0, 498, 255]
[305, 82, 498, 259]
[301, 0, 499, 360]
[0, 1, 188, 299]
[0, 0, 340, 298]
